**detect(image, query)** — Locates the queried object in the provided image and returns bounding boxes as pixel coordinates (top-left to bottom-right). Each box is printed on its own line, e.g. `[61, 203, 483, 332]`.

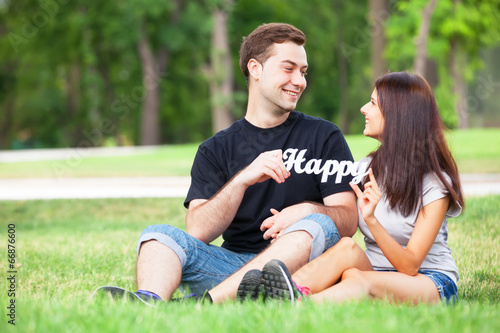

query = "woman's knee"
[337, 237, 359, 250]
[325, 237, 363, 257]
[342, 267, 363, 280]
[341, 268, 373, 295]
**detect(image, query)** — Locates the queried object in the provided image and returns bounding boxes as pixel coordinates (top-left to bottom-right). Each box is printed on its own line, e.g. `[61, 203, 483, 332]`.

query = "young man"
[94, 23, 358, 305]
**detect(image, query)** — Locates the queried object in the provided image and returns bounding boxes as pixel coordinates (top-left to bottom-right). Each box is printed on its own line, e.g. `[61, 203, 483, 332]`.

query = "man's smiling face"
[256, 42, 308, 116]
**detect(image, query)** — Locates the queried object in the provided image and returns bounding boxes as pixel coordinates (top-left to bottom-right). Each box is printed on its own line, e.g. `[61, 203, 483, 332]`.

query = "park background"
[1, 0, 500, 332]
[1, 0, 500, 149]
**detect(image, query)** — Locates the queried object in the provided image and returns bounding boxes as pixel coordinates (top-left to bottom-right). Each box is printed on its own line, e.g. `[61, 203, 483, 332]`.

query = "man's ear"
[247, 58, 262, 81]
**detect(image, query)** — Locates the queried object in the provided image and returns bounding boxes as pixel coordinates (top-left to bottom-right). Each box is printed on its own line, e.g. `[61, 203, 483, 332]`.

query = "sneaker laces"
[135, 289, 163, 301]
[293, 281, 311, 300]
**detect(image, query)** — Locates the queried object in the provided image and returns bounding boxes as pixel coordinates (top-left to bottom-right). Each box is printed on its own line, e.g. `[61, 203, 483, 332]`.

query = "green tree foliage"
[0, 0, 213, 148]
[0, 0, 373, 149]
[385, 0, 500, 128]
[0, 0, 497, 149]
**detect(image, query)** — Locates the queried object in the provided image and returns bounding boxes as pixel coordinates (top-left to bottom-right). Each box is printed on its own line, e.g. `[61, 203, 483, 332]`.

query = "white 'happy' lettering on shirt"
[283, 148, 369, 184]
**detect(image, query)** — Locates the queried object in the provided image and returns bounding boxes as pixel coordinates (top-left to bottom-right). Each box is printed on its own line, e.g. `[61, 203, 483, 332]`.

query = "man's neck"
[245, 109, 291, 129]
[245, 92, 292, 128]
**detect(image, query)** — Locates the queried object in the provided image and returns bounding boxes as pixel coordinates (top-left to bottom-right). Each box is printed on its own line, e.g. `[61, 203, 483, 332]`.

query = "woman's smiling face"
[360, 89, 385, 141]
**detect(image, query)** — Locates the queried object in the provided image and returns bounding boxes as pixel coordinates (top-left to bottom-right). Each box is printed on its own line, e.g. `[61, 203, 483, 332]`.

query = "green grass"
[0, 143, 199, 178]
[0, 128, 499, 331]
[447, 128, 500, 173]
[0, 128, 499, 178]
[1, 195, 499, 332]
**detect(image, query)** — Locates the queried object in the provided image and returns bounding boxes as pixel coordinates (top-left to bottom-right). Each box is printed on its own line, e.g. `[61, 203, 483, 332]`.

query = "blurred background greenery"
[1, 0, 499, 150]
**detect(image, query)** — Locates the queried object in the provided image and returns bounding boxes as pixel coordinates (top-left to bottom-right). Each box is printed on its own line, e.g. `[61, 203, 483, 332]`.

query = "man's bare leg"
[208, 231, 313, 303]
[136, 240, 182, 301]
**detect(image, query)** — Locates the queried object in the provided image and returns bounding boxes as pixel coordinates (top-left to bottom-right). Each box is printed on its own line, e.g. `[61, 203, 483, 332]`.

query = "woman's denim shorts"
[419, 270, 459, 305]
[376, 269, 458, 305]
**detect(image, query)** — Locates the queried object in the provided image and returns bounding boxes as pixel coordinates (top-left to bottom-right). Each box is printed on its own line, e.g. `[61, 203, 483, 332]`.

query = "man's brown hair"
[239, 23, 306, 84]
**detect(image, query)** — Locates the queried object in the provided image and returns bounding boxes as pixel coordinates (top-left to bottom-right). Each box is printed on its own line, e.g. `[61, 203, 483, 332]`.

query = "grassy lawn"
[1, 128, 499, 332]
[0, 128, 499, 178]
[1, 195, 499, 332]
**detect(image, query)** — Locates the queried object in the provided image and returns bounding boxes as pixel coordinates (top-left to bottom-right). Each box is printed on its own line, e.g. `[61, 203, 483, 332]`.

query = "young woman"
[239, 71, 464, 305]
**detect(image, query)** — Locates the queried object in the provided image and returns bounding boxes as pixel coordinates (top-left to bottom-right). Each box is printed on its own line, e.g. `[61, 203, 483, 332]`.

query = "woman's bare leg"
[310, 268, 440, 304]
[291, 237, 373, 294]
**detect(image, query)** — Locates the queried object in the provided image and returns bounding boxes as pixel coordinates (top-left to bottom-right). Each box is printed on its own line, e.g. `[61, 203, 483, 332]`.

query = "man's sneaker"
[237, 269, 266, 301]
[170, 292, 213, 303]
[92, 286, 162, 307]
[262, 259, 310, 304]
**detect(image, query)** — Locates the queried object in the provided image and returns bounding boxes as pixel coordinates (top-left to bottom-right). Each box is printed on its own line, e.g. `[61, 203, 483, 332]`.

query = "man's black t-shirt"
[184, 111, 354, 253]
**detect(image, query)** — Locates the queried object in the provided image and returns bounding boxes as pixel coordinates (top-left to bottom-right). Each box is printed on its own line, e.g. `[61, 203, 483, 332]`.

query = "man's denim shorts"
[137, 213, 340, 295]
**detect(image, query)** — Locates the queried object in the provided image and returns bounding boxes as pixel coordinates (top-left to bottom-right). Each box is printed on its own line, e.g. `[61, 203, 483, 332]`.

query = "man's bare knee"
[283, 229, 313, 241]
[269, 230, 313, 272]
[137, 239, 172, 257]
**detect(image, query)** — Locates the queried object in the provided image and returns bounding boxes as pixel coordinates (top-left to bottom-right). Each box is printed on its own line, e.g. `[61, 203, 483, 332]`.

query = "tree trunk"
[137, 0, 181, 145]
[66, 63, 82, 145]
[0, 93, 14, 149]
[97, 63, 121, 143]
[449, 0, 469, 129]
[209, 3, 234, 134]
[0, 54, 14, 149]
[369, 0, 389, 83]
[413, 0, 437, 76]
[0, 20, 14, 149]
[334, 0, 349, 133]
[449, 41, 469, 129]
[138, 23, 161, 146]
[424, 58, 439, 87]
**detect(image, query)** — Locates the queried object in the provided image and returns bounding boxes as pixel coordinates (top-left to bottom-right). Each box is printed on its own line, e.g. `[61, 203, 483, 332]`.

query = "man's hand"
[235, 149, 291, 187]
[186, 149, 290, 243]
[260, 204, 313, 242]
[260, 190, 358, 241]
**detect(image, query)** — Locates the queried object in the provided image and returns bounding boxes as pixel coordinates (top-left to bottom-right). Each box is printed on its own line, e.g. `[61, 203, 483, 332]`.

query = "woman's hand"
[349, 168, 381, 223]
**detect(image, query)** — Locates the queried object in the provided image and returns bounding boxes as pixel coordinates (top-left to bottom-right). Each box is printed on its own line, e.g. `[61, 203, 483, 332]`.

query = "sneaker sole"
[237, 269, 265, 301]
[262, 260, 296, 304]
[92, 286, 157, 307]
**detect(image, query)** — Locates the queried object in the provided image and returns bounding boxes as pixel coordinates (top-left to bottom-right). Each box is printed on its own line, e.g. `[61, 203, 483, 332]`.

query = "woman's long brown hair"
[369, 72, 464, 216]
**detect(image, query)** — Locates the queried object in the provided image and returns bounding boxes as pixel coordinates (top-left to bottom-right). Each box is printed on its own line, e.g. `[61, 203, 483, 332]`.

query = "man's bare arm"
[261, 191, 358, 239]
[186, 149, 290, 244]
[186, 179, 246, 244]
[308, 191, 358, 236]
